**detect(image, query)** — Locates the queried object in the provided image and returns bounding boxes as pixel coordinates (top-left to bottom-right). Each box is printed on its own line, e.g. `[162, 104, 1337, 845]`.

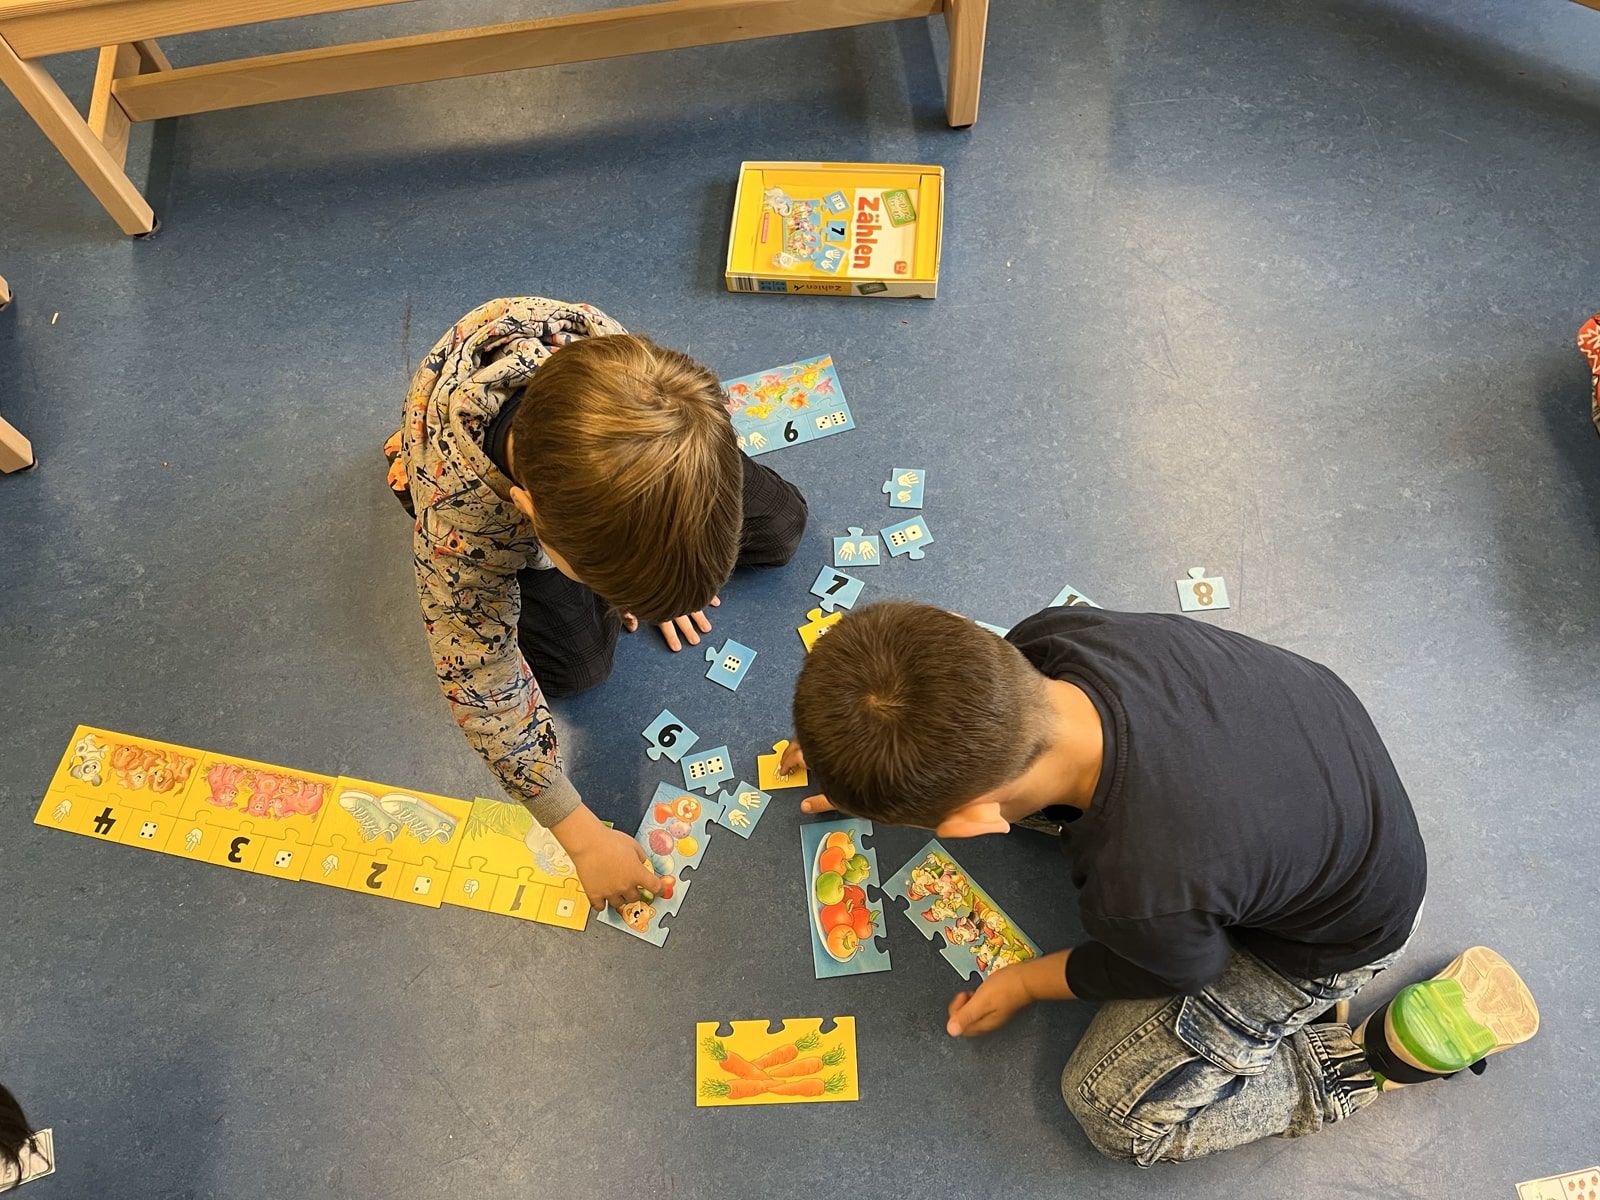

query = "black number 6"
[783, 421, 799, 443]
[659, 723, 681, 747]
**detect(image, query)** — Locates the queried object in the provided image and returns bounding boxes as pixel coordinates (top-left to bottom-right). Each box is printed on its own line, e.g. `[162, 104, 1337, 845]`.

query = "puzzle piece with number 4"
[705, 639, 756, 691]
[882, 839, 1040, 982]
[882, 467, 925, 509]
[832, 527, 880, 568]
[159, 750, 335, 883]
[305, 777, 473, 907]
[696, 1017, 860, 1106]
[642, 709, 699, 763]
[713, 781, 771, 839]
[1176, 566, 1230, 612]
[597, 783, 719, 946]
[443, 798, 589, 929]
[881, 516, 933, 560]
[34, 725, 203, 847]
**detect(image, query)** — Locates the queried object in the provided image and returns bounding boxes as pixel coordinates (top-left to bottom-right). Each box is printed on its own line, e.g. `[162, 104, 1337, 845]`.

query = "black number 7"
[825, 575, 847, 594]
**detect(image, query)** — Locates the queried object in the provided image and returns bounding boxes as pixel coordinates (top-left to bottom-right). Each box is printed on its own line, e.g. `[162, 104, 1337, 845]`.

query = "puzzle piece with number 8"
[1176, 566, 1230, 612]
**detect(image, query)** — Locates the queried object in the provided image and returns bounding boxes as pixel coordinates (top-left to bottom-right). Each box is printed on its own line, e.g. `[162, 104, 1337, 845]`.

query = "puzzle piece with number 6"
[696, 1017, 860, 1106]
[35, 725, 202, 847]
[642, 709, 698, 763]
[305, 777, 473, 907]
[597, 783, 719, 946]
[882, 839, 1040, 982]
[159, 751, 335, 882]
[801, 818, 890, 977]
[443, 798, 589, 929]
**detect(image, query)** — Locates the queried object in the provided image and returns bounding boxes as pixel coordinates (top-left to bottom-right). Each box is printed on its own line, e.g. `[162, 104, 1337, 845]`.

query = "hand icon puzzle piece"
[712, 781, 771, 840]
[1050, 582, 1100, 609]
[705, 639, 756, 691]
[797, 607, 843, 653]
[882, 838, 1043, 983]
[681, 745, 735, 796]
[598, 782, 719, 946]
[1176, 566, 1230, 612]
[831, 527, 880, 569]
[757, 739, 807, 792]
[642, 709, 699, 763]
[881, 516, 933, 560]
[810, 565, 865, 613]
[882, 467, 925, 509]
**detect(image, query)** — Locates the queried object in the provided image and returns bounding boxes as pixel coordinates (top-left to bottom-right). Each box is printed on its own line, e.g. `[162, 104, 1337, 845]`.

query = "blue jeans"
[1062, 941, 1409, 1165]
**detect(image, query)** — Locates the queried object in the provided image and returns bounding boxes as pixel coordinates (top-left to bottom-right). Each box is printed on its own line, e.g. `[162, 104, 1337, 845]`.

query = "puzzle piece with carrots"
[695, 1017, 859, 1106]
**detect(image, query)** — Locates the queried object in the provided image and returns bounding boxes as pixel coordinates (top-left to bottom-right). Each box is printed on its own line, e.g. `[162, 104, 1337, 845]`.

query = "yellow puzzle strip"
[158, 751, 336, 882]
[304, 777, 474, 908]
[444, 798, 590, 931]
[35, 725, 203, 848]
[695, 1017, 859, 1107]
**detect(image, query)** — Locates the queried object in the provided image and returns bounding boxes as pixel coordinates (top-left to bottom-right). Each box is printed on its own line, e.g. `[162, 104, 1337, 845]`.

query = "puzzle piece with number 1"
[443, 798, 589, 929]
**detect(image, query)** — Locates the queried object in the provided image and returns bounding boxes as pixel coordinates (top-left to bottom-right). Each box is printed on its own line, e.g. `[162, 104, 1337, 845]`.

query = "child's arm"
[946, 950, 1076, 1037]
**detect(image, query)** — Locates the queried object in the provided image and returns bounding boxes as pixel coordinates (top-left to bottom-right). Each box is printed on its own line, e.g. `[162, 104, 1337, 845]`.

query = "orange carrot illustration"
[702, 1037, 770, 1081]
[765, 1072, 847, 1097]
[700, 1078, 773, 1100]
[753, 1031, 820, 1069]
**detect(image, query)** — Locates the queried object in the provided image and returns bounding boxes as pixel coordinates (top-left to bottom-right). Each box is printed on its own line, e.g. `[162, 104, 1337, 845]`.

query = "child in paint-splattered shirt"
[389, 298, 806, 912]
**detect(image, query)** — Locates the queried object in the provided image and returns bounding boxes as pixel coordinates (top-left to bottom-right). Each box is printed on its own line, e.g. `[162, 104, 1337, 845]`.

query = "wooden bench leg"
[0, 414, 34, 473]
[943, 0, 988, 127]
[0, 33, 156, 234]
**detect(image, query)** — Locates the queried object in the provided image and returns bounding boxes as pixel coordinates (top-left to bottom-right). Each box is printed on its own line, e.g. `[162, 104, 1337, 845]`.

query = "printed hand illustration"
[896, 490, 913, 503]
[51, 800, 70, 820]
[462, 879, 480, 899]
[749, 431, 767, 449]
[321, 854, 339, 877]
[184, 828, 202, 851]
[837, 542, 855, 562]
[738, 791, 764, 810]
[859, 542, 877, 561]
[727, 810, 749, 828]
[897, 471, 920, 486]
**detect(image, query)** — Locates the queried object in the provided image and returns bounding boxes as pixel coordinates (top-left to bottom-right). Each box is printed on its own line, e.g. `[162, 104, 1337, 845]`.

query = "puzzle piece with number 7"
[34, 725, 202, 847]
[810, 565, 865, 613]
[305, 777, 473, 907]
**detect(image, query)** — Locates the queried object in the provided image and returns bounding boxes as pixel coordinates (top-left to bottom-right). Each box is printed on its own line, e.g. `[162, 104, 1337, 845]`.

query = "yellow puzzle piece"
[444, 798, 589, 930]
[757, 739, 807, 792]
[160, 751, 336, 881]
[35, 726, 201, 848]
[305, 777, 473, 907]
[796, 607, 843, 653]
[695, 1017, 859, 1107]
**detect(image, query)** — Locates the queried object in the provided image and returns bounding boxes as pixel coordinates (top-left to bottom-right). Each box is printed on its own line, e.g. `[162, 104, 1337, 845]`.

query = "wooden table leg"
[0, 414, 34, 473]
[0, 33, 155, 234]
[943, 0, 988, 127]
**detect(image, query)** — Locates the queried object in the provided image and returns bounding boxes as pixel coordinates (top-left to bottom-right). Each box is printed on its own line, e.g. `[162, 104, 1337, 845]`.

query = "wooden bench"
[0, 0, 989, 235]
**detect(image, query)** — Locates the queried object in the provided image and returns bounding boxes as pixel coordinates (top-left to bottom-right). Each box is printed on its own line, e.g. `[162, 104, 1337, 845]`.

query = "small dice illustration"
[137, 821, 158, 840]
[815, 410, 850, 431]
[810, 564, 865, 614]
[412, 876, 433, 896]
[681, 745, 734, 796]
[881, 516, 934, 560]
[797, 607, 843, 653]
[273, 850, 294, 868]
[824, 189, 849, 214]
[704, 639, 756, 691]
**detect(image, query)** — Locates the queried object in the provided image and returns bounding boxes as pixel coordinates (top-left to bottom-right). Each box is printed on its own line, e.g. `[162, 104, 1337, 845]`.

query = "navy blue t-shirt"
[1006, 608, 1427, 1001]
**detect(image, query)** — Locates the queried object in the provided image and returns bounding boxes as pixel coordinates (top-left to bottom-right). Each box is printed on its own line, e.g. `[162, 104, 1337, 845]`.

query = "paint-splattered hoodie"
[400, 297, 627, 828]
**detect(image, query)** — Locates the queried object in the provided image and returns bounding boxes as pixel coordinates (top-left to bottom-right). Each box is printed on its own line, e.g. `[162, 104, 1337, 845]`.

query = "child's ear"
[509, 486, 537, 522]
[934, 799, 1010, 839]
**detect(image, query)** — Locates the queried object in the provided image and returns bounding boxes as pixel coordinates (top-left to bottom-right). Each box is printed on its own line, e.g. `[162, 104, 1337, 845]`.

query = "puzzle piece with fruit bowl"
[800, 817, 890, 977]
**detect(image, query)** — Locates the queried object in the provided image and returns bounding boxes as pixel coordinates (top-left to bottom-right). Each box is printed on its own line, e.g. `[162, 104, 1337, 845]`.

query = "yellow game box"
[725, 161, 944, 299]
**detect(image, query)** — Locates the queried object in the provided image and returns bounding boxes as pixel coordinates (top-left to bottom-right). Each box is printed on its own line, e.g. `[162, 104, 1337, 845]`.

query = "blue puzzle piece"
[882, 467, 925, 509]
[812, 246, 845, 273]
[713, 780, 770, 840]
[721, 356, 855, 459]
[800, 817, 890, 978]
[832, 526, 881, 569]
[826, 219, 848, 242]
[824, 190, 849, 214]
[597, 782, 719, 947]
[681, 744, 735, 795]
[810, 564, 865, 613]
[642, 709, 699, 763]
[881, 516, 934, 560]
[704, 639, 755, 691]
[882, 839, 1043, 982]
[1050, 582, 1100, 609]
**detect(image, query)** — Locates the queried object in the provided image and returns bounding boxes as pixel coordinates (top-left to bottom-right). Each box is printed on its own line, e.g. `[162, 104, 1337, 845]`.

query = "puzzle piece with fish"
[1176, 566, 1230, 612]
[802, 818, 890, 978]
[882, 467, 925, 509]
[721, 355, 855, 458]
[810, 565, 865, 613]
[831, 527, 880, 569]
[598, 783, 718, 946]
[705, 639, 756, 691]
[758, 739, 807, 792]
[713, 781, 771, 839]
[882, 839, 1041, 982]
[34, 725, 205, 853]
[682, 744, 735, 795]
[797, 606, 843, 652]
[642, 709, 699, 763]
[305, 777, 473, 907]
[443, 797, 589, 929]
[159, 751, 335, 882]
[881, 516, 933, 560]
[696, 1017, 860, 1106]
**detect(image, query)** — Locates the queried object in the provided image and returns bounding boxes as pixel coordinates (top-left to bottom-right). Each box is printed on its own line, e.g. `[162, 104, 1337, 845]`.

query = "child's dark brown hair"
[1, 1085, 38, 1191]
[792, 601, 1050, 825]
[510, 334, 743, 624]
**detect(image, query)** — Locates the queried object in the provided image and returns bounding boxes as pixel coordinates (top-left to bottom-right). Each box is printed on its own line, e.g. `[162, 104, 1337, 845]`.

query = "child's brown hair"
[792, 601, 1051, 826]
[511, 334, 743, 623]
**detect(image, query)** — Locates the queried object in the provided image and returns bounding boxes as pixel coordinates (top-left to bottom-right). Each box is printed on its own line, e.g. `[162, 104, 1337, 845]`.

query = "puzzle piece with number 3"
[159, 751, 336, 883]
[305, 777, 473, 907]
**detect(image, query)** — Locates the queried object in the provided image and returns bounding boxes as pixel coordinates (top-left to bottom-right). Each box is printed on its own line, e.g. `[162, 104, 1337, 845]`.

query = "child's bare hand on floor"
[946, 964, 1036, 1037]
[780, 740, 835, 813]
[622, 596, 720, 651]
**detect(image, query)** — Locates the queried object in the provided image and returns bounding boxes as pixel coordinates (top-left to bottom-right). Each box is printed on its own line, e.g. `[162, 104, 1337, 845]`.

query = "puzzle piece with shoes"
[757, 739, 807, 792]
[881, 516, 933, 560]
[682, 744, 735, 795]
[34, 725, 202, 845]
[642, 709, 699, 763]
[882, 839, 1040, 981]
[705, 639, 756, 691]
[597, 783, 719, 946]
[1050, 582, 1100, 609]
[159, 751, 335, 882]
[713, 781, 771, 839]
[305, 777, 473, 907]
[721, 355, 855, 458]
[696, 1017, 860, 1106]
[443, 797, 589, 930]
[801, 818, 890, 978]
[1176, 566, 1230, 612]
[797, 607, 843, 652]
[831, 527, 880, 569]
[810, 564, 865, 613]
[882, 467, 925, 509]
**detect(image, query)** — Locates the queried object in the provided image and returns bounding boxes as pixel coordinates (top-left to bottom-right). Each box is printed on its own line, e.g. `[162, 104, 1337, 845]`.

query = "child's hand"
[568, 826, 667, 912]
[946, 964, 1035, 1037]
[781, 741, 835, 813]
[656, 595, 719, 652]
